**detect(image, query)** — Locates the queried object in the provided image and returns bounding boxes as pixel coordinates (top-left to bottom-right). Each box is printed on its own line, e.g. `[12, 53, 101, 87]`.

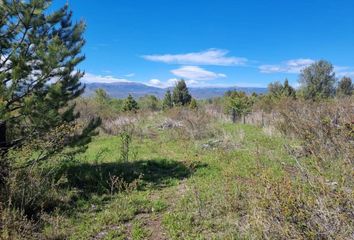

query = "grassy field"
[42, 122, 307, 240]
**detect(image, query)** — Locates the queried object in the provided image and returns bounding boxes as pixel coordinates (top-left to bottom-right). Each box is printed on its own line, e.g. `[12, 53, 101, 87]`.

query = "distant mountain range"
[84, 82, 267, 99]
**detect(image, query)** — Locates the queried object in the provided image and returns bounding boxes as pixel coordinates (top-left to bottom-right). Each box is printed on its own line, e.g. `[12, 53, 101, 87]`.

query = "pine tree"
[336, 77, 353, 97]
[172, 80, 192, 106]
[123, 94, 139, 112]
[225, 91, 252, 123]
[268, 79, 296, 99]
[190, 98, 198, 110]
[268, 81, 284, 98]
[0, 1, 100, 153]
[162, 90, 173, 110]
[282, 79, 296, 98]
[94, 88, 110, 104]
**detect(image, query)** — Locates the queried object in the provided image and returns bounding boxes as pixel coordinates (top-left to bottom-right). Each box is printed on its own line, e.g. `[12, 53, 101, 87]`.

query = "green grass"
[43, 123, 305, 239]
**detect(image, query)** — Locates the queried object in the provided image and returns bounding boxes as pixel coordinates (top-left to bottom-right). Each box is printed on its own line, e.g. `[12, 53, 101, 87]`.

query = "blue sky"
[53, 0, 354, 88]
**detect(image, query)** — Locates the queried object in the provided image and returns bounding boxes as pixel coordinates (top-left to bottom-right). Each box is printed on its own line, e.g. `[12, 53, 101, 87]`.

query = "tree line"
[93, 79, 197, 112]
[224, 60, 353, 122]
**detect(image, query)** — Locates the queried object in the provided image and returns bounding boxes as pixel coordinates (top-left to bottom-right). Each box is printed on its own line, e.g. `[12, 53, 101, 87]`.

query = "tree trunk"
[0, 120, 8, 188]
[232, 109, 237, 123]
[0, 120, 6, 151]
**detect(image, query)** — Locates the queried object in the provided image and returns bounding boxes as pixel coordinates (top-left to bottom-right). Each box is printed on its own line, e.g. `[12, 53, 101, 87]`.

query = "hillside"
[84, 82, 267, 99]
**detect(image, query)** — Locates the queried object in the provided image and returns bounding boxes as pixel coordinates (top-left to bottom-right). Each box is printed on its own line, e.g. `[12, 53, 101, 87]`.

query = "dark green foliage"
[109, 98, 125, 111]
[162, 90, 173, 110]
[94, 88, 110, 104]
[0, 0, 100, 153]
[268, 79, 296, 98]
[66, 159, 197, 195]
[172, 80, 192, 106]
[138, 94, 160, 111]
[336, 77, 353, 97]
[268, 81, 284, 97]
[90, 89, 125, 115]
[120, 130, 132, 162]
[283, 79, 296, 98]
[0, 0, 100, 225]
[299, 60, 336, 100]
[123, 94, 139, 112]
[224, 91, 253, 123]
[251, 92, 258, 98]
[190, 98, 198, 110]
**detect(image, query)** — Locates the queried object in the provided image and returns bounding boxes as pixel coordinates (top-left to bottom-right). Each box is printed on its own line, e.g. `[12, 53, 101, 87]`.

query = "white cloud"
[147, 79, 164, 87]
[146, 78, 210, 88]
[81, 73, 131, 83]
[334, 65, 354, 77]
[171, 66, 226, 81]
[260, 59, 354, 78]
[142, 49, 247, 66]
[337, 71, 354, 77]
[147, 78, 179, 88]
[185, 79, 200, 86]
[333, 65, 351, 73]
[167, 78, 179, 86]
[259, 58, 315, 74]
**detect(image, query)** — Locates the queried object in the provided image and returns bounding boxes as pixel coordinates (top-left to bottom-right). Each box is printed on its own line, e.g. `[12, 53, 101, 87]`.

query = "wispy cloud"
[171, 66, 226, 80]
[333, 66, 350, 72]
[142, 49, 247, 66]
[336, 71, 354, 77]
[82, 73, 131, 83]
[147, 78, 202, 88]
[125, 73, 135, 77]
[259, 59, 315, 74]
[260, 59, 354, 78]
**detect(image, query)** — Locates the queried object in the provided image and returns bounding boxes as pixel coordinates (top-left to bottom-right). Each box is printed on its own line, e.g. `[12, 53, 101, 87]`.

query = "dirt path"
[141, 179, 188, 239]
[92, 179, 188, 240]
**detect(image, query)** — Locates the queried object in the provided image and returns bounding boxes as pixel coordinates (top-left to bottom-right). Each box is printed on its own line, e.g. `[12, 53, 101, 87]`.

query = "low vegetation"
[1, 1, 353, 239]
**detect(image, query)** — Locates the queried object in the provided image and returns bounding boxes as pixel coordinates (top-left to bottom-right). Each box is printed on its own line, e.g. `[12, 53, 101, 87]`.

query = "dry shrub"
[101, 114, 138, 135]
[0, 124, 82, 238]
[244, 110, 279, 128]
[204, 103, 229, 122]
[248, 97, 354, 239]
[163, 107, 221, 140]
[276, 98, 353, 163]
[75, 97, 117, 121]
[214, 98, 354, 239]
[200, 128, 244, 151]
[238, 173, 354, 239]
[99, 111, 160, 141]
[0, 206, 39, 240]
